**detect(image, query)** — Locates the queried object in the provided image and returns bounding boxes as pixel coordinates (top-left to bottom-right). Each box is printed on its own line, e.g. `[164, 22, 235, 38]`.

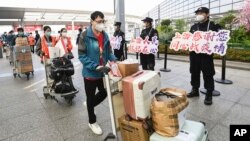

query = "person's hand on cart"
[96, 66, 111, 74]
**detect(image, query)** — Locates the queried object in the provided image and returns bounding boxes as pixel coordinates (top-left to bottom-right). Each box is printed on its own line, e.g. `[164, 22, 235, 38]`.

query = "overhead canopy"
[0, 7, 141, 26]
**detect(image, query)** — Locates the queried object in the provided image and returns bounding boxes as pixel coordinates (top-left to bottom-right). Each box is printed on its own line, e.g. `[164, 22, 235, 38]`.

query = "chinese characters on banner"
[170, 30, 230, 56]
[127, 36, 159, 55]
[110, 36, 123, 50]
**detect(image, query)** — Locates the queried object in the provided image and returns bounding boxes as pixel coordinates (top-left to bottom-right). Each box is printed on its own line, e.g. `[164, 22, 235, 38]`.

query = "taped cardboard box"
[119, 115, 153, 141]
[117, 59, 139, 77]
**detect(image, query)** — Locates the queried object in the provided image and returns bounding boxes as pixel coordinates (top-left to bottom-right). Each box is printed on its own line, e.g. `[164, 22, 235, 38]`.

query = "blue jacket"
[78, 26, 117, 78]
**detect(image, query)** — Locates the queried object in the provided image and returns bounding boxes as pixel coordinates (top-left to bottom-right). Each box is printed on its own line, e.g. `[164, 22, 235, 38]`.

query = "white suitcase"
[122, 70, 161, 120]
[150, 120, 208, 141]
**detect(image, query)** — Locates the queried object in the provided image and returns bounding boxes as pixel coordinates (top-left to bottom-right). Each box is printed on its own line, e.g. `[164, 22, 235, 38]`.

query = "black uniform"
[140, 27, 158, 70]
[113, 30, 125, 61]
[189, 20, 221, 92]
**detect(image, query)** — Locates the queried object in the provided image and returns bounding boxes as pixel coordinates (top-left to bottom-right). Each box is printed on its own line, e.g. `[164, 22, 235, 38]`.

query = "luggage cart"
[103, 73, 119, 141]
[43, 58, 79, 105]
[13, 46, 34, 80]
[9, 45, 14, 65]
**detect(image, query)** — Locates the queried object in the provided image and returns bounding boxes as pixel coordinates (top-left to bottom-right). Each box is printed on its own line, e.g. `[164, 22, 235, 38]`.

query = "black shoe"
[187, 88, 199, 98]
[204, 91, 213, 105]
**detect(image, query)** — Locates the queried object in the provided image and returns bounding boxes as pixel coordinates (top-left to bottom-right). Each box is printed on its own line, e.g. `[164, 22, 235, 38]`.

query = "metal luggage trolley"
[42, 52, 79, 105]
[13, 46, 34, 80]
[103, 72, 125, 141]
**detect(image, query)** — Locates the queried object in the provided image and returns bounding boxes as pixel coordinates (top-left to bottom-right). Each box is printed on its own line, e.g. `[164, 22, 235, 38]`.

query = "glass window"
[210, 0, 219, 8]
[220, 0, 232, 6]
[233, 1, 244, 10]
[189, 0, 195, 4]
[220, 4, 233, 13]
[202, 0, 209, 4]
[210, 7, 220, 14]
[201, 3, 209, 8]
[233, 0, 243, 2]
[195, 1, 201, 7]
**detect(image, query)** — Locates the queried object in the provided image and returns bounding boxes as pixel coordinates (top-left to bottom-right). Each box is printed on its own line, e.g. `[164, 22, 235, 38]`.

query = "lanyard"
[197, 21, 210, 31]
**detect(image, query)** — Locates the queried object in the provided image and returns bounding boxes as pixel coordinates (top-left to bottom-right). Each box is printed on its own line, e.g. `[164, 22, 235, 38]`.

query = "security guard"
[113, 22, 125, 61]
[187, 7, 221, 105]
[140, 17, 158, 70]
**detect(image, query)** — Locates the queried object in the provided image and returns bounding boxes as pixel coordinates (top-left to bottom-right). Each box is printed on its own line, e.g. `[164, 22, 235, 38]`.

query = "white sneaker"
[83, 101, 87, 107]
[88, 122, 103, 135]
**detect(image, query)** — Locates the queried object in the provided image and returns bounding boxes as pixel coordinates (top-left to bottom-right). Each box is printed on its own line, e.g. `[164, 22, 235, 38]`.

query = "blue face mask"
[45, 32, 51, 37]
[18, 32, 24, 36]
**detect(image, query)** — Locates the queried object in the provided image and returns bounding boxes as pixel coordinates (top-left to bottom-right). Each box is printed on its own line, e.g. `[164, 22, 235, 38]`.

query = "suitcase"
[119, 115, 153, 141]
[122, 70, 161, 120]
[150, 120, 208, 141]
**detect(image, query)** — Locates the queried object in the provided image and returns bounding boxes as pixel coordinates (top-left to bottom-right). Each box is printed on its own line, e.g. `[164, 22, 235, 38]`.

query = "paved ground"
[0, 46, 250, 141]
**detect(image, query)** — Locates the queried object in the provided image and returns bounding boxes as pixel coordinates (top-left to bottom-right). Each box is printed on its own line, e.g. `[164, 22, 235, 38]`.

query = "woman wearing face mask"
[187, 7, 221, 106]
[55, 28, 73, 57]
[78, 11, 117, 135]
[36, 26, 57, 64]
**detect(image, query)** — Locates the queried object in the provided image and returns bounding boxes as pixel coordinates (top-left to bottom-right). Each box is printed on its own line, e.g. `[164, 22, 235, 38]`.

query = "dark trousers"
[114, 49, 124, 61]
[189, 52, 215, 91]
[30, 45, 34, 53]
[84, 78, 107, 124]
[140, 53, 155, 70]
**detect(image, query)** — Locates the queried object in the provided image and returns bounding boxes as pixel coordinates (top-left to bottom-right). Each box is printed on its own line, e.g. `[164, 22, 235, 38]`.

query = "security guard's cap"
[195, 7, 209, 14]
[114, 22, 121, 26]
[141, 17, 153, 22]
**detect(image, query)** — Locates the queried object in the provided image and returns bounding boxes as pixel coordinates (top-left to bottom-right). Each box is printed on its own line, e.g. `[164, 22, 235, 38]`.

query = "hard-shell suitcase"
[150, 120, 208, 141]
[122, 70, 161, 120]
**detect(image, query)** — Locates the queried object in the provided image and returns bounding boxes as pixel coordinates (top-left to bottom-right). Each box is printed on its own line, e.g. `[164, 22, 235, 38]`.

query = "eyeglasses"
[94, 20, 106, 24]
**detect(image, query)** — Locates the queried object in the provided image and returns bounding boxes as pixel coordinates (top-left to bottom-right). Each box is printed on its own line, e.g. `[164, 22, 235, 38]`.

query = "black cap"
[195, 7, 209, 14]
[114, 22, 121, 26]
[141, 17, 153, 23]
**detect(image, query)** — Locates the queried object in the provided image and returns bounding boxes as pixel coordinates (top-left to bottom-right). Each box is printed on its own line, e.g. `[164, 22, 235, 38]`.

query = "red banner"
[14, 25, 43, 32]
[65, 25, 83, 30]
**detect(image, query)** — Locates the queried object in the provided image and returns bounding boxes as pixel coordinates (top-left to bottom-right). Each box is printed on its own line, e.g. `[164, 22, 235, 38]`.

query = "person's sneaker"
[83, 101, 87, 107]
[88, 122, 103, 135]
[187, 88, 200, 98]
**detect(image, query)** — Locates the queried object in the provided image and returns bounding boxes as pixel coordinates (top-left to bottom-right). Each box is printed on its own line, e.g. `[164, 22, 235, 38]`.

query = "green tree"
[218, 13, 236, 29]
[174, 19, 186, 33]
[161, 19, 171, 26]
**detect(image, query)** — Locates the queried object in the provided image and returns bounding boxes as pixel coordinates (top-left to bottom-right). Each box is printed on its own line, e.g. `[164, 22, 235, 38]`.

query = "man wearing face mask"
[187, 7, 221, 106]
[78, 11, 117, 135]
[140, 17, 158, 70]
[113, 22, 125, 61]
[36, 26, 57, 64]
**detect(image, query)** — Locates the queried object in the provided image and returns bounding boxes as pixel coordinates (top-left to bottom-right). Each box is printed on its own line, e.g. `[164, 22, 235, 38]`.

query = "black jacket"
[140, 27, 158, 41]
[190, 20, 221, 33]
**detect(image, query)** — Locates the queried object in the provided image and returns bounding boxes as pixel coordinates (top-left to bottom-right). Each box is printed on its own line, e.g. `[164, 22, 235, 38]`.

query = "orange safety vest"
[41, 36, 57, 58]
[28, 36, 35, 46]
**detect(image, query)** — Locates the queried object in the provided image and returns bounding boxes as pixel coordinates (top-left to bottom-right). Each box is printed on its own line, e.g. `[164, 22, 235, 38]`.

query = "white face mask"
[196, 15, 205, 22]
[62, 32, 67, 37]
[95, 23, 105, 32]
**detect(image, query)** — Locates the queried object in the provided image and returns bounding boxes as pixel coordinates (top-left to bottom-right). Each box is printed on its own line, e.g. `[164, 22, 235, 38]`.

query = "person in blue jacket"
[78, 11, 117, 135]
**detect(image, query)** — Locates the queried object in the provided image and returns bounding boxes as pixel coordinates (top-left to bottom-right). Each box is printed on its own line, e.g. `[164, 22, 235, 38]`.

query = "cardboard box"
[15, 38, 29, 47]
[119, 115, 152, 141]
[113, 92, 125, 130]
[17, 64, 33, 73]
[15, 52, 32, 61]
[14, 46, 31, 53]
[117, 63, 139, 77]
